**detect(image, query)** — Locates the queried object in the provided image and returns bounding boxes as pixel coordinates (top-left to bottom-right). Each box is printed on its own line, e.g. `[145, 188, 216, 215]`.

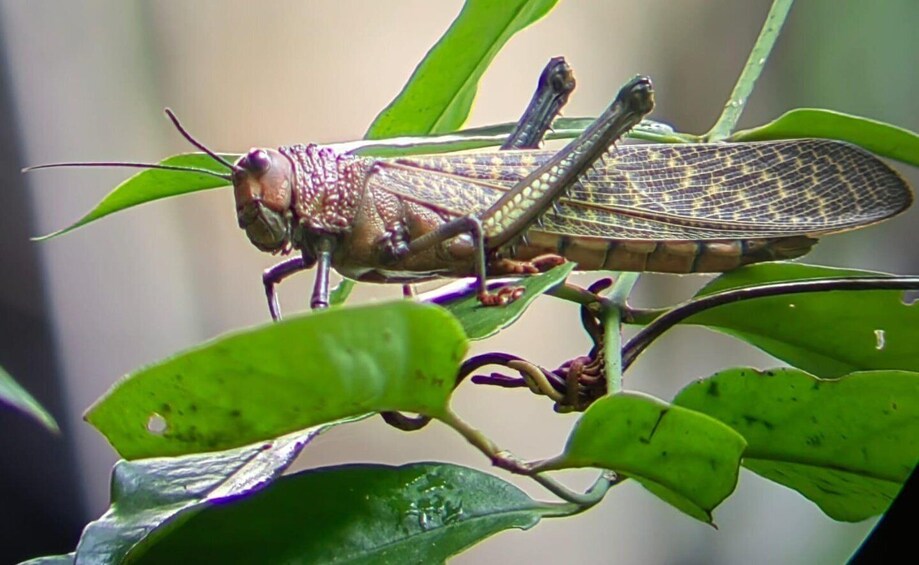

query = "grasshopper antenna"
[23, 108, 238, 182]
[22, 160, 233, 182]
[164, 108, 240, 174]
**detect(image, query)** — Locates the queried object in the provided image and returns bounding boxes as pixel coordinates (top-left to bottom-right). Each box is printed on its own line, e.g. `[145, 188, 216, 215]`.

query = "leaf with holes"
[86, 302, 466, 459]
[684, 262, 919, 378]
[674, 367, 919, 521]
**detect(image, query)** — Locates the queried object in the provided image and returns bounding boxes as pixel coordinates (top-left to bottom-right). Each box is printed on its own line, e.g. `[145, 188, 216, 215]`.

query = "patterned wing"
[376, 139, 911, 241]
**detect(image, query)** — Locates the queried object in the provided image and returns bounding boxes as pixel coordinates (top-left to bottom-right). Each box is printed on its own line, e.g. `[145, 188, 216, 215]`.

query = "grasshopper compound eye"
[242, 148, 272, 175]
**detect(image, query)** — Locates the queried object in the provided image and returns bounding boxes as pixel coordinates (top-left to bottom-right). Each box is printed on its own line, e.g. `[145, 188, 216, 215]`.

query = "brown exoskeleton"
[29, 59, 912, 320]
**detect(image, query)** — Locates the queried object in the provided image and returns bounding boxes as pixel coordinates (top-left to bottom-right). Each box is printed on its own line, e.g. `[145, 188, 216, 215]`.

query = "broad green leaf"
[543, 392, 746, 523]
[674, 368, 919, 521]
[86, 302, 466, 459]
[0, 365, 58, 432]
[730, 108, 919, 167]
[431, 262, 575, 340]
[130, 463, 563, 564]
[685, 262, 919, 378]
[366, 0, 559, 139]
[70, 426, 336, 564]
[36, 153, 234, 240]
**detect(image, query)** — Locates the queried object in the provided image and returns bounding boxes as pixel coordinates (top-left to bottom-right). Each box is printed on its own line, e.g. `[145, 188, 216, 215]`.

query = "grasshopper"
[31, 60, 913, 317]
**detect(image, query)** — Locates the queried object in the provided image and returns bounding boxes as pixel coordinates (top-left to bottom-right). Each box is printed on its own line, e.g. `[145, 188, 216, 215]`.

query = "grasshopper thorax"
[233, 148, 295, 253]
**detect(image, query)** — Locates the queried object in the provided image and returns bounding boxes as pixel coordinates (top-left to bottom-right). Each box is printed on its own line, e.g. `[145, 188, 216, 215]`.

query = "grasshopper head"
[233, 148, 294, 253]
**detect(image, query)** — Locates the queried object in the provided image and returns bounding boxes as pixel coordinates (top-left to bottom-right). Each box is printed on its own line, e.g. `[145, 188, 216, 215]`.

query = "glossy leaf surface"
[546, 392, 746, 523]
[686, 263, 919, 378]
[133, 463, 563, 564]
[87, 302, 466, 459]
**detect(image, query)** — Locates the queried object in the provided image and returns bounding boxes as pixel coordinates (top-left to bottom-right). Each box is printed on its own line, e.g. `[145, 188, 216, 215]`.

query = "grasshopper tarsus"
[478, 285, 526, 307]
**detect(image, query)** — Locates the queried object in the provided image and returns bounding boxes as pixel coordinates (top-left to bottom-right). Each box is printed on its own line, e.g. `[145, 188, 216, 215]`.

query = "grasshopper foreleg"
[309, 236, 337, 309]
[263, 253, 316, 320]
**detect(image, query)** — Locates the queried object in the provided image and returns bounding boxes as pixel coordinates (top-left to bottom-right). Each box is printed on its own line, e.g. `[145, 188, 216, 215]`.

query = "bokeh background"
[1, 1, 917, 563]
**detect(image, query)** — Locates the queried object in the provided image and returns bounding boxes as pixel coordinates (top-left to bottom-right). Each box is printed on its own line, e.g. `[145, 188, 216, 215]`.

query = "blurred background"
[1, 1, 917, 563]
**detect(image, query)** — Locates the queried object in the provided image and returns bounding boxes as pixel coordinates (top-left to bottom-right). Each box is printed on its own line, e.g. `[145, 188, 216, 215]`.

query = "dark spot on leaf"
[812, 382, 821, 390]
[661, 450, 668, 457]
[806, 434, 823, 447]
[811, 416, 819, 424]
[707, 382, 720, 397]
[189, 404, 198, 412]
[160, 403, 172, 414]
[230, 409, 242, 418]
[174, 373, 183, 381]
[815, 483, 842, 496]
[764, 370, 774, 377]
[790, 396, 798, 402]
[892, 402, 898, 410]
[742, 415, 759, 426]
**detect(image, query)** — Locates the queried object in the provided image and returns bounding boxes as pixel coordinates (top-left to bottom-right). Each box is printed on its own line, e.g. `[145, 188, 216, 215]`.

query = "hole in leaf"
[901, 290, 919, 305]
[147, 413, 167, 434]
[874, 329, 886, 351]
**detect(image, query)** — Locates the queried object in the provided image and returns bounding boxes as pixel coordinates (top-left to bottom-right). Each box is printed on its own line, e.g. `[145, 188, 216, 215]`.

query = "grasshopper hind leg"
[379, 58, 577, 432]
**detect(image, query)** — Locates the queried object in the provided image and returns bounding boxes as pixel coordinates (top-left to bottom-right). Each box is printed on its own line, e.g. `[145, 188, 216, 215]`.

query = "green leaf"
[68, 426, 335, 564]
[329, 279, 355, 306]
[543, 392, 746, 523]
[365, 0, 559, 138]
[686, 262, 919, 378]
[350, 118, 681, 157]
[36, 153, 234, 240]
[674, 367, 919, 521]
[0, 365, 58, 432]
[129, 462, 561, 564]
[86, 302, 467, 459]
[730, 109, 919, 167]
[433, 262, 575, 340]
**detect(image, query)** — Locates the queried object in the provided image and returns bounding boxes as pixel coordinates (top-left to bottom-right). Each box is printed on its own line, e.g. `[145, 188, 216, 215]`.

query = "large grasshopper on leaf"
[32, 59, 913, 317]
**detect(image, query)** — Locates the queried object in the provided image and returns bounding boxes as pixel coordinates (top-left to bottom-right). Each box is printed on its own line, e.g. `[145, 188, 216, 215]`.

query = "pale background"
[1, 1, 917, 563]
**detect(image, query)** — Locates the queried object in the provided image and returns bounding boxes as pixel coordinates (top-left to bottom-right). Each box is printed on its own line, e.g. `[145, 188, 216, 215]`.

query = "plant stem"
[705, 0, 795, 141]
[438, 408, 613, 507]
[604, 273, 638, 394]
